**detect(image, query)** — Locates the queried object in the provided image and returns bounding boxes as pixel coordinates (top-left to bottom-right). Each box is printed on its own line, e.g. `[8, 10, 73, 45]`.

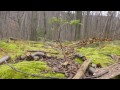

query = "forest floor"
[0, 39, 120, 79]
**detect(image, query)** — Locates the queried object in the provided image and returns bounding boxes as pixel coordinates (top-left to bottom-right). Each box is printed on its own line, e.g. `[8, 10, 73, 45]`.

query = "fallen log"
[72, 59, 92, 79]
[0, 56, 11, 64]
[95, 62, 120, 79]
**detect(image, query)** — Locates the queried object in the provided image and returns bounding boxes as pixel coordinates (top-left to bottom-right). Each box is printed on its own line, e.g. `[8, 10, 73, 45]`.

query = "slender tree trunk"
[43, 11, 47, 41]
[74, 11, 82, 41]
[30, 11, 37, 41]
[84, 11, 90, 39]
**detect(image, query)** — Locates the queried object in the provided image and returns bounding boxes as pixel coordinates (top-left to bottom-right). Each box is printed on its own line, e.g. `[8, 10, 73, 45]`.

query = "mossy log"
[72, 59, 92, 79]
[0, 56, 11, 64]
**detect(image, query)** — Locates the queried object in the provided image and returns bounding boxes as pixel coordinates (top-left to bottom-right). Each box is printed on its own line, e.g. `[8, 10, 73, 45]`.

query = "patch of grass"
[0, 61, 65, 79]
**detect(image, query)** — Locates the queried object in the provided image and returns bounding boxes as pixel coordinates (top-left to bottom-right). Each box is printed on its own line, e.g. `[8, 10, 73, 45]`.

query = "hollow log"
[72, 59, 92, 79]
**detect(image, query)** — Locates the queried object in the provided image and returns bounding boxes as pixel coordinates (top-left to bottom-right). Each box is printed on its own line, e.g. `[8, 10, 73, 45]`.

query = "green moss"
[0, 40, 58, 60]
[1, 40, 120, 78]
[75, 58, 83, 64]
[0, 61, 65, 79]
[76, 44, 117, 67]
[100, 45, 120, 55]
[85, 42, 102, 48]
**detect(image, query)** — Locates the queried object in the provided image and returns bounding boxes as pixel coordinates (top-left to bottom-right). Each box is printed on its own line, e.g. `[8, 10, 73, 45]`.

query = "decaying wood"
[94, 62, 120, 79]
[0, 56, 11, 64]
[72, 59, 92, 79]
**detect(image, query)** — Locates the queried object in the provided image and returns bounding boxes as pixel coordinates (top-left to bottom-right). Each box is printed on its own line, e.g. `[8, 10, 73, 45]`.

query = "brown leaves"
[75, 37, 113, 48]
[39, 57, 81, 78]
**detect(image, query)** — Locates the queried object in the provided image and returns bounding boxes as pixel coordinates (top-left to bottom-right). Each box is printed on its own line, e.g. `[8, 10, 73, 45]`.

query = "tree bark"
[74, 11, 82, 40]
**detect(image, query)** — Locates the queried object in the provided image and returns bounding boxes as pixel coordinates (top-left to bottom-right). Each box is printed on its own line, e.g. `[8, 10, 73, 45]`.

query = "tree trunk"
[43, 11, 47, 40]
[30, 11, 37, 41]
[74, 11, 82, 41]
